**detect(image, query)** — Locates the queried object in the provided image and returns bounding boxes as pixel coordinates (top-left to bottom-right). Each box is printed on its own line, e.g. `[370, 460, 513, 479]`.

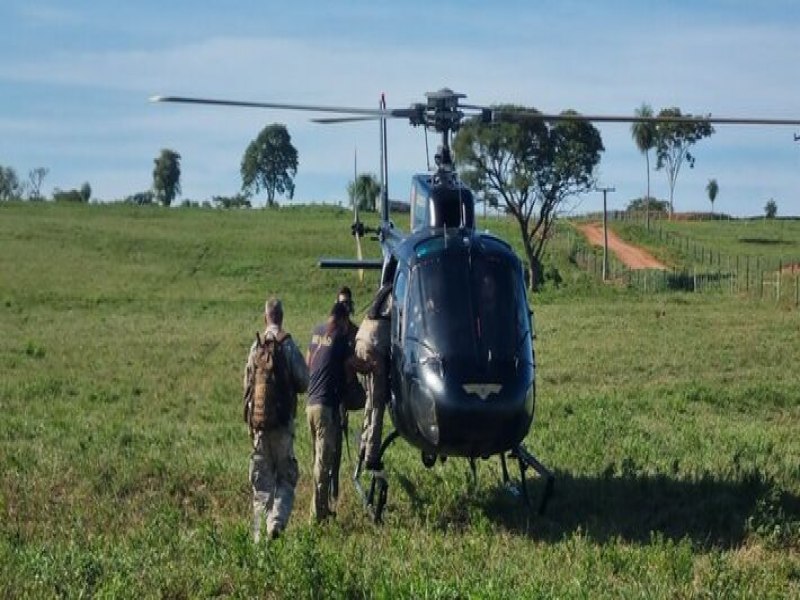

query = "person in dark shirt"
[306, 301, 372, 521]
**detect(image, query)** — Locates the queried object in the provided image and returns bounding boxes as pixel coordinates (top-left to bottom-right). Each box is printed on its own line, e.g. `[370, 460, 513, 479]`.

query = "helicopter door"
[392, 267, 408, 342]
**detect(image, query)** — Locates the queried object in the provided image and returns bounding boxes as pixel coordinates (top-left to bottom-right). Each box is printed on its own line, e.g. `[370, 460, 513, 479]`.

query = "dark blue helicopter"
[308, 90, 555, 520]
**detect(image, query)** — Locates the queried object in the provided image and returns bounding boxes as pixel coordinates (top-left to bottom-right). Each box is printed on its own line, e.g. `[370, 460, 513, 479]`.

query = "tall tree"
[27, 167, 48, 201]
[153, 149, 182, 206]
[348, 173, 381, 212]
[241, 124, 298, 207]
[764, 198, 777, 219]
[706, 178, 718, 214]
[0, 166, 23, 200]
[80, 182, 92, 203]
[630, 103, 656, 230]
[654, 108, 714, 216]
[454, 107, 604, 289]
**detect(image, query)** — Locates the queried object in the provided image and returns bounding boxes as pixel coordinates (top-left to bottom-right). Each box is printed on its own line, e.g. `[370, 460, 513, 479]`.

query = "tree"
[80, 182, 92, 203]
[348, 173, 381, 212]
[706, 178, 719, 214]
[124, 191, 154, 205]
[153, 149, 181, 206]
[0, 166, 24, 200]
[454, 107, 604, 289]
[53, 188, 85, 202]
[241, 124, 298, 207]
[654, 108, 714, 216]
[630, 103, 656, 230]
[626, 197, 669, 214]
[212, 194, 251, 209]
[27, 167, 49, 201]
[764, 198, 777, 219]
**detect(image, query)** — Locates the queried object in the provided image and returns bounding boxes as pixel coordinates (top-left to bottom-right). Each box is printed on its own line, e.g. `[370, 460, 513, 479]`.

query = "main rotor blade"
[151, 95, 416, 119]
[312, 116, 380, 124]
[489, 108, 800, 126]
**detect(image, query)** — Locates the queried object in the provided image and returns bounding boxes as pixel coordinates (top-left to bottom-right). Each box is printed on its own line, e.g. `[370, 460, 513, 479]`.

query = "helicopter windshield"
[406, 249, 528, 368]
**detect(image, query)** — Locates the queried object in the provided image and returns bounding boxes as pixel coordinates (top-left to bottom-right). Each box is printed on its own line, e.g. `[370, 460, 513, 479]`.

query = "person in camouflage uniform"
[306, 301, 372, 521]
[243, 297, 308, 542]
[357, 283, 393, 471]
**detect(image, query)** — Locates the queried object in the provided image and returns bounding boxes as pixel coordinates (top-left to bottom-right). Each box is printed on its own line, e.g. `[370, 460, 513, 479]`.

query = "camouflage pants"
[306, 404, 342, 521]
[249, 424, 298, 542]
[360, 356, 389, 467]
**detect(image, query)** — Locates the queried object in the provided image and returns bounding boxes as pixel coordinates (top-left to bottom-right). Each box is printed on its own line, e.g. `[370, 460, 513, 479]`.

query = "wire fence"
[566, 222, 800, 306]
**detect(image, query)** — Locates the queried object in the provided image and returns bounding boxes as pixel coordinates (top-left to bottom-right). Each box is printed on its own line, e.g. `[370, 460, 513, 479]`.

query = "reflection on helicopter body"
[387, 228, 536, 459]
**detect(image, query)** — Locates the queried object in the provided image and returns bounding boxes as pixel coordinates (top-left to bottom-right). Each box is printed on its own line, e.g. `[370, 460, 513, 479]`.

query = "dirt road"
[577, 222, 667, 270]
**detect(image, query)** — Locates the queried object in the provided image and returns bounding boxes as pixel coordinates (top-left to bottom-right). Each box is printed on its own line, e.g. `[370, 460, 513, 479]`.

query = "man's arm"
[286, 339, 310, 393]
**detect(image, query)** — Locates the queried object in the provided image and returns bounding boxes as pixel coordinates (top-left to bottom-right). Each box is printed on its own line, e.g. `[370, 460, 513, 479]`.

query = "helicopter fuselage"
[383, 224, 536, 459]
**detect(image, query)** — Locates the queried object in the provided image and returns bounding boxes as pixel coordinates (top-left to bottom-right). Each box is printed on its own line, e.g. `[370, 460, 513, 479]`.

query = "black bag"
[342, 376, 366, 412]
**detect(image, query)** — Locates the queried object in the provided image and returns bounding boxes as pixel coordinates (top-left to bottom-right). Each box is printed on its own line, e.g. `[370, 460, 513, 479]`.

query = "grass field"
[1, 202, 799, 598]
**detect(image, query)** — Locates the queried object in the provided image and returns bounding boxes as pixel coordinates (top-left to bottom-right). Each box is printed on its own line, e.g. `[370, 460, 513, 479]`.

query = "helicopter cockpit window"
[408, 251, 526, 367]
[472, 257, 528, 362]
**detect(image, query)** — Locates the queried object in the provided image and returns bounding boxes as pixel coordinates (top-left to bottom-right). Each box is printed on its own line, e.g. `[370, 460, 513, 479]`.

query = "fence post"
[746, 256, 750, 293]
[796, 274, 799, 308]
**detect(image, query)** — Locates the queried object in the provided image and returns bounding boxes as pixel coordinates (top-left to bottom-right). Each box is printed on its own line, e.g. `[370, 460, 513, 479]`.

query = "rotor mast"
[413, 89, 467, 174]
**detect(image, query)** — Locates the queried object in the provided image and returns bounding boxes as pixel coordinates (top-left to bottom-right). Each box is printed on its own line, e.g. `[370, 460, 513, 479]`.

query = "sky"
[1, 1, 799, 217]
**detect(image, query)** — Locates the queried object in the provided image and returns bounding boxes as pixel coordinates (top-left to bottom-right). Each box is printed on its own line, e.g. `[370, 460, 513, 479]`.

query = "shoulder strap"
[264, 330, 290, 344]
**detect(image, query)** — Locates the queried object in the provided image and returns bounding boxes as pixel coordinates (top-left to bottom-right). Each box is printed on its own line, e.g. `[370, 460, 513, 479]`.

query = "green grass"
[1, 202, 798, 598]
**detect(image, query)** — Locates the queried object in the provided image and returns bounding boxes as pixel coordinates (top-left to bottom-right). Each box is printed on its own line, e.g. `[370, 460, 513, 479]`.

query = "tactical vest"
[250, 331, 295, 430]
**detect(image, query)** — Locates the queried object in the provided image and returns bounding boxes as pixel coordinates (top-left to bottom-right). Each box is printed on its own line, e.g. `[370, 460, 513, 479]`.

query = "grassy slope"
[610, 219, 800, 272]
[1, 203, 798, 598]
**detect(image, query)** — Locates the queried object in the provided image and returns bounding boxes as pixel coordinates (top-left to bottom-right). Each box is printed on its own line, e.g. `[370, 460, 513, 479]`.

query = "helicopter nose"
[420, 368, 534, 457]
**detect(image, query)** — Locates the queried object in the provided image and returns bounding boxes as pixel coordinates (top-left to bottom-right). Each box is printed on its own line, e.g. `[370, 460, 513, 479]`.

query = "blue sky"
[1, 1, 799, 216]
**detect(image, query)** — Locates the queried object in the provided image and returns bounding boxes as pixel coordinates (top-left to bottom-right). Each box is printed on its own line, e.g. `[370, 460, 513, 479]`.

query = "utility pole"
[596, 186, 615, 281]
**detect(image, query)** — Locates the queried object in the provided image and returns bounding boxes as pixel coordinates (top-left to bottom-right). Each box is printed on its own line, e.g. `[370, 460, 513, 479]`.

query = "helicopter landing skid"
[501, 444, 554, 515]
[352, 429, 400, 523]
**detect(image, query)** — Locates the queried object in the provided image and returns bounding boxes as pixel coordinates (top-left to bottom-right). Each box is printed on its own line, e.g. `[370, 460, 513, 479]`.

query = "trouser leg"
[249, 432, 276, 542]
[362, 363, 388, 467]
[266, 425, 298, 537]
[307, 404, 338, 521]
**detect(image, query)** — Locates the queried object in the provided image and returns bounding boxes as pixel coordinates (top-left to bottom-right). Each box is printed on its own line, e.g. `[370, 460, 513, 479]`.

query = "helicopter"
[152, 89, 800, 522]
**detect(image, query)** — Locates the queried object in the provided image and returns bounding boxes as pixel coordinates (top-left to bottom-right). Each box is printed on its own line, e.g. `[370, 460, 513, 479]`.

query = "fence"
[566, 225, 800, 305]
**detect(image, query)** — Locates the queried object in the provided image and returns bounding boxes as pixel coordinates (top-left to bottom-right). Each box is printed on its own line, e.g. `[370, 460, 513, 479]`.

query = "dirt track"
[577, 222, 667, 270]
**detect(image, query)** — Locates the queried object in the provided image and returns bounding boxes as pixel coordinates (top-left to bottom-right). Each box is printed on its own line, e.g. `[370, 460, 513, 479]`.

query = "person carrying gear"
[306, 301, 372, 522]
[356, 283, 393, 471]
[243, 297, 308, 543]
[309, 286, 359, 502]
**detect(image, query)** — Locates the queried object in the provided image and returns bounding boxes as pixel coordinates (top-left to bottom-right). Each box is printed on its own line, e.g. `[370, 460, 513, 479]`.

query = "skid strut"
[505, 444, 554, 514]
[353, 429, 399, 523]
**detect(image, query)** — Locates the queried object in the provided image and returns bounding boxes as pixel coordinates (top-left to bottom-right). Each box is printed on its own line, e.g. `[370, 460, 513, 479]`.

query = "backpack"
[248, 331, 295, 430]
